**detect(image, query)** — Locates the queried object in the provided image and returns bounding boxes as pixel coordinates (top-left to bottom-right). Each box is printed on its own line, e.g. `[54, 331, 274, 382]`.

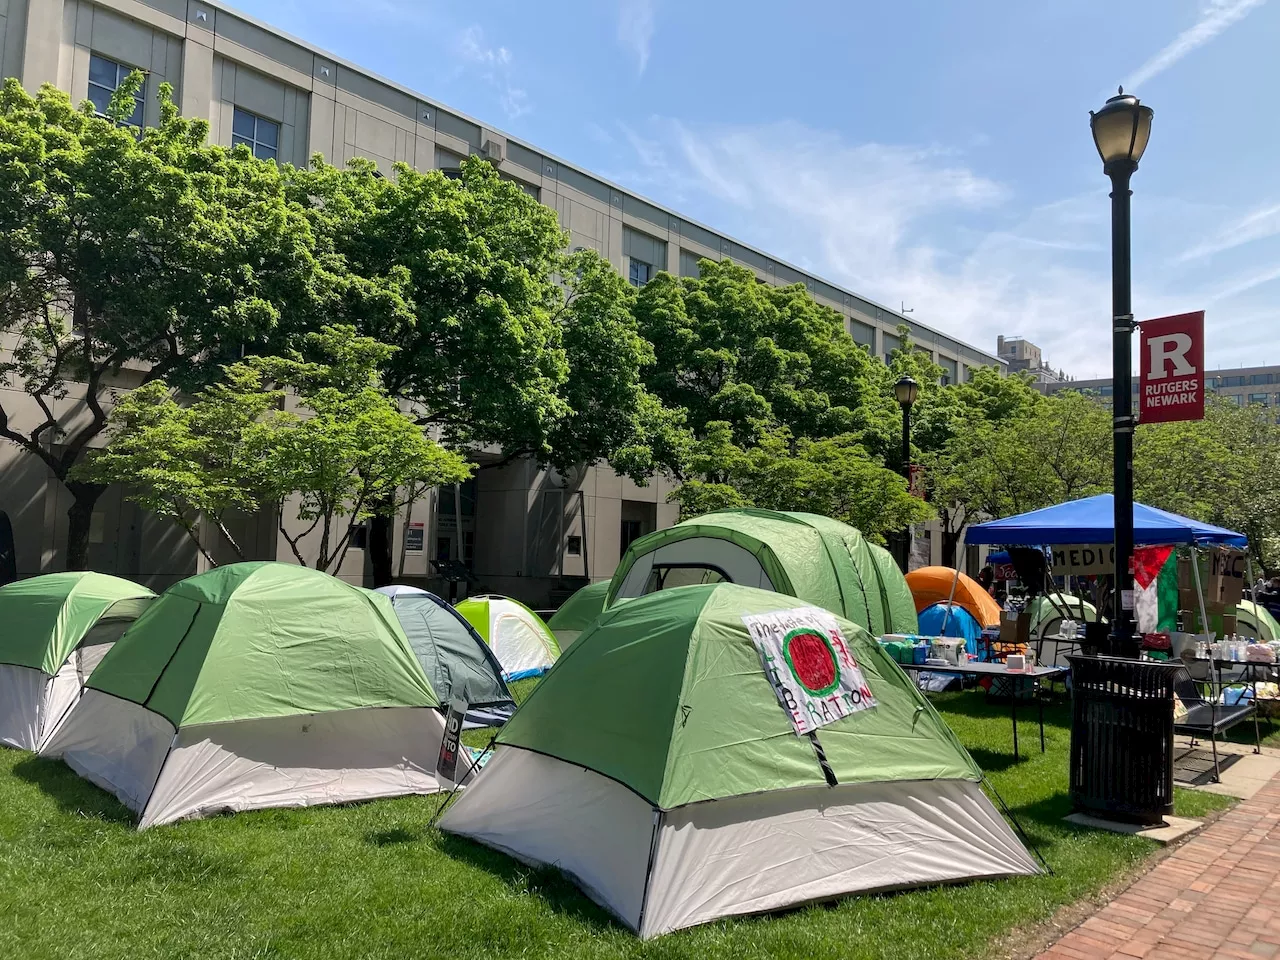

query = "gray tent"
[374, 586, 516, 727]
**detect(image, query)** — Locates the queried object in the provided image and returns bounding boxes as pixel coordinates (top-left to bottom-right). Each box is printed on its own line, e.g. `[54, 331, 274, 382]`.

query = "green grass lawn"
[0, 688, 1232, 960]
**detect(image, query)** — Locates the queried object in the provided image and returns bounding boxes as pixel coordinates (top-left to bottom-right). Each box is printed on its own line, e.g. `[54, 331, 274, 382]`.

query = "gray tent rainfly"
[374, 585, 516, 727]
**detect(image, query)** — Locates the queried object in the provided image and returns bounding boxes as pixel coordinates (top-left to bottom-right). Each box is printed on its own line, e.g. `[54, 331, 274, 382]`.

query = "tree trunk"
[369, 513, 394, 587]
[64, 480, 107, 571]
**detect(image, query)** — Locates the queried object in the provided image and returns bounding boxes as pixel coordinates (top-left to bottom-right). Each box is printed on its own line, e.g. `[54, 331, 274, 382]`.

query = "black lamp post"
[1090, 87, 1153, 651]
[894, 375, 919, 570]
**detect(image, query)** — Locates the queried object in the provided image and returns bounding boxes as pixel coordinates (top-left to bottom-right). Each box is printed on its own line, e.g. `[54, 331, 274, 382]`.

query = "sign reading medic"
[744, 606, 876, 736]
[1139, 311, 1205, 425]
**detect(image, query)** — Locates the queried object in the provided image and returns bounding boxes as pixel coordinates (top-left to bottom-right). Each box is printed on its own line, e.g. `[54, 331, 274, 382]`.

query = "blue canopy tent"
[965, 494, 1248, 647]
[965, 494, 1247, 547]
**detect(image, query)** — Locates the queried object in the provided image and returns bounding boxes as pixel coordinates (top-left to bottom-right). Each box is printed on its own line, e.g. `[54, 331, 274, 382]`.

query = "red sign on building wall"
[1138, 311, 1205, 425]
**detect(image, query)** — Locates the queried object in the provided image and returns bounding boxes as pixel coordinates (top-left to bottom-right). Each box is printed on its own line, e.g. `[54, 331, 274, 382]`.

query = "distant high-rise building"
[996, 336, 1068, 384]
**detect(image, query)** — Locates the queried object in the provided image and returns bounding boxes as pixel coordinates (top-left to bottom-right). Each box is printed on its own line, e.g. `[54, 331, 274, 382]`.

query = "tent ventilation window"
[643, 564, 731, 594]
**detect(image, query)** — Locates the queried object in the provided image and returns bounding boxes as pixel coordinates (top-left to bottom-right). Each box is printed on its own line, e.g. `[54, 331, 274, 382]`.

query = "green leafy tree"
[0, 77, 325, 568]
[70, 376, 275, 565]
[1136, 396, 1280, 572]
[77, 327, 471, 573]
[668, 423, 931, 542]
[928, 389, 1111, 557]
[285, 157, 682, 582]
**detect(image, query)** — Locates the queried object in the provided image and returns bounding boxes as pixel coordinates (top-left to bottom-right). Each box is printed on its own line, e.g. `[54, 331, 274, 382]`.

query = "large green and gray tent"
[606, 509, 919, 636]
[0, 572, 154, 751]
[547, 580, 611, 648]
[373, 585, 516, 726]
[442, 584, 1037, 938]
[42, 562, 455, 829]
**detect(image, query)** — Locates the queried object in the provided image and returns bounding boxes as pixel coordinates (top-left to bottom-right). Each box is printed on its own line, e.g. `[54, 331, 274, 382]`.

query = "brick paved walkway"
[1037, 776, 1280, 960]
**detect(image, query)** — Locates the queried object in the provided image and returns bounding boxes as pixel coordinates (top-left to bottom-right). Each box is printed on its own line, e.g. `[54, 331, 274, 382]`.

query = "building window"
[566, 535, 582, 557]
[87, 54, 145, 128]
[628, 258, 652, 287]
[1251, 373, 1274, 385]
[1249, 394, 1269, 406]
[1231, 394, 1245, 406]
[231, 107, 279, 161]
[1223, 375, 1246, 387]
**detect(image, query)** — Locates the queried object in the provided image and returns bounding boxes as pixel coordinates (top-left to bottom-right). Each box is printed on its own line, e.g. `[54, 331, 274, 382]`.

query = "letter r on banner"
[1146, 334, 1194, 379]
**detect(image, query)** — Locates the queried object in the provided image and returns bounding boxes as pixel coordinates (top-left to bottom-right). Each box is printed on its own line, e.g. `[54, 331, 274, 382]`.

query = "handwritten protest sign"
[743, 606, 876, 736]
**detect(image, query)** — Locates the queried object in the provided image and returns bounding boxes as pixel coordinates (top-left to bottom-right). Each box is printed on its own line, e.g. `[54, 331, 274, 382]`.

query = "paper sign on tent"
[744, 606, 876, 737]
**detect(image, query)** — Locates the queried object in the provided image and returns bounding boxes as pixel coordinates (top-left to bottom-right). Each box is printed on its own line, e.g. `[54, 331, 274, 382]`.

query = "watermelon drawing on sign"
[783, 627, 841, 696]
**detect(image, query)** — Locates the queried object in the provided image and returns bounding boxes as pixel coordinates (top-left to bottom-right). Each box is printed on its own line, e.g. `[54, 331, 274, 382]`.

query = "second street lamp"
[894, 375, 919, 570]
[1090, 87, 1153, 653]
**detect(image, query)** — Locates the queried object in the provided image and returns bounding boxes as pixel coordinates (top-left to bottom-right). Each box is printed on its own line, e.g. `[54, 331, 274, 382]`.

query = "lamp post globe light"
[894, 375, 919, 571]
[1090, 87, 1153, 653]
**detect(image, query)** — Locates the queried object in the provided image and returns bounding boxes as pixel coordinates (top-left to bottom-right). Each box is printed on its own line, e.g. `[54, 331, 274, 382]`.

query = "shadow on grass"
[12, 755, 134, 825]
[433, 831, 625, 933]
[366, 827, 421, 847]
[933, 692, 1072, 729]
[966, 748, 1024, 774]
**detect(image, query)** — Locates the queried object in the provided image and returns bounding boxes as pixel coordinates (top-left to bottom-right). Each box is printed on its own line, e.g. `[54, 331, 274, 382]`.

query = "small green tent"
[547, 581, 611, 648]
[0, 572, 154, 751]
[606, 509, 918, 636]
[442, 584, 1037, 938]
[43, 563, 454, 829]
[1237, 599, 1280, 643]
[456, 595, 560, 679]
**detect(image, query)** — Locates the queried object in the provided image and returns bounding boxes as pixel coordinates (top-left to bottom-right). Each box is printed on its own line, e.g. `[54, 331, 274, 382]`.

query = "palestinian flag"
[1133, 545, 1179, 634]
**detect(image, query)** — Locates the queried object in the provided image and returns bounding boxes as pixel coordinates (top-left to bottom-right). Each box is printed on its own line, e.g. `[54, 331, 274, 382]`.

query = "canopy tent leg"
[1190, 546, 1211, 650]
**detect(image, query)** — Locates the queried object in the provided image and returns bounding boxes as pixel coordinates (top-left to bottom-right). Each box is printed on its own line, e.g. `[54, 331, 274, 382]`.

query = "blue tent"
[918, 602, 984, 657]
[965, 494, 1246, 547]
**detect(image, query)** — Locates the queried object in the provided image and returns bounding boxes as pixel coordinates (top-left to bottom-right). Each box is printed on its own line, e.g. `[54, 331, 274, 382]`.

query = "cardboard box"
[998, 609, 1031, 647]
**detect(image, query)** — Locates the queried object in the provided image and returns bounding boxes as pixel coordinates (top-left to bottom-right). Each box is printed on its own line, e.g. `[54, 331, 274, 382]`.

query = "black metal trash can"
[1067, 656, 1180, 825]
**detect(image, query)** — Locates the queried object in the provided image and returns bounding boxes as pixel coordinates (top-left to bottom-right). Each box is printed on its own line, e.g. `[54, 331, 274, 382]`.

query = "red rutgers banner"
[1138, 311, 1205, 425]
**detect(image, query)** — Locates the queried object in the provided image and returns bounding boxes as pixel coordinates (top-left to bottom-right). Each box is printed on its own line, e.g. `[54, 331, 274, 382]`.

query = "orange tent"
[905, 566, 1002, 628]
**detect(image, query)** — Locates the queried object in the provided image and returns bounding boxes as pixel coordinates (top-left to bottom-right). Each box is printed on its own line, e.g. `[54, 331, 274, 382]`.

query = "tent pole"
[940, 565, 961, 634]
[1190, 545, 1211, 643]
[1247, 554, 1257, 600]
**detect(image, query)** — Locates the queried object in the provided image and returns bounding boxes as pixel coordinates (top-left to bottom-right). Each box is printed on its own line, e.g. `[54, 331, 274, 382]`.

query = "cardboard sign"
[1178, 548, 1246, 609]
[744, 606, 875, 737]
[1139, 311, 1205, 424]
[436, 698, 468, 782]
[1050, 544, 1115, 577]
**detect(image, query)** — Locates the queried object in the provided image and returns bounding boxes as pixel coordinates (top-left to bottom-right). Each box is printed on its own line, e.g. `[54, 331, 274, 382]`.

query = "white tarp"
[0, 664, 46, 751]
[439, 746, 1039, 939]
[44, 690, 455, 829]
[743, 606, 875, 736]
[642, 778, 1039, 938]
[440, 746, 656, 929]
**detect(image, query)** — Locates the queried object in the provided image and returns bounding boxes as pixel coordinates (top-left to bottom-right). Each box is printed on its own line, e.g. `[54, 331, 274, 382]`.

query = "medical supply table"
[893, 661, 1069, 759]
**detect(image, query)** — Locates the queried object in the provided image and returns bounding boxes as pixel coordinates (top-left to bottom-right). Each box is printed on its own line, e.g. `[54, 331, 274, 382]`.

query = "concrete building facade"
[996, 336, 1069, 385]
[0, 0, 1001, 604]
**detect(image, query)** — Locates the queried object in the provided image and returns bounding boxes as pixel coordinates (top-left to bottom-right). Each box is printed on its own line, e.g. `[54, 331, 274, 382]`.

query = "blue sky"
[238, 0, 1279, 377]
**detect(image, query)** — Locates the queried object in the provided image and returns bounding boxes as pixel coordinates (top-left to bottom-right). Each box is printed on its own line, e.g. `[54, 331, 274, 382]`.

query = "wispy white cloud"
[617, 0, 656, 75]
[1178, 201, 1280, 262]
[456, 25, 530, 119]
[611, 118, 1279, 377]
[1124, 0, 1267, 90]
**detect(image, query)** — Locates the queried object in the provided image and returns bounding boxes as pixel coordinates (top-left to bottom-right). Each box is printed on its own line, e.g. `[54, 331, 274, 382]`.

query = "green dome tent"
[0, 572, 154, 751]
[547, 580, 611, 648]
[606, 509, 918, 636]
[1237, 599, 1280, 643]
[442, 584, 1037, 938]
[456, 595, 560, 679]
[43, 563, 455, 829]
